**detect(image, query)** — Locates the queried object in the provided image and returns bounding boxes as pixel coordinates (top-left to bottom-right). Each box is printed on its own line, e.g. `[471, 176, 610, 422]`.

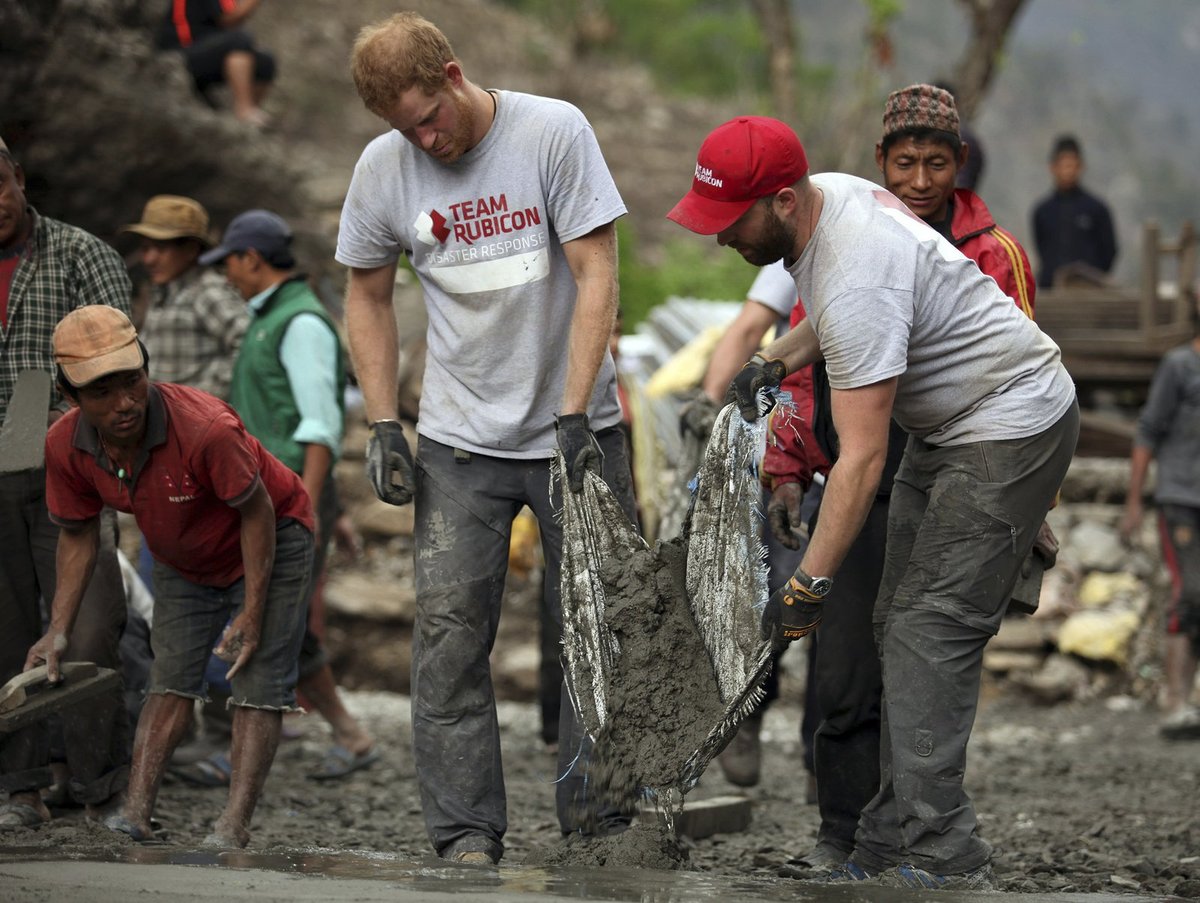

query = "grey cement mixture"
[549, 536, 727, 868]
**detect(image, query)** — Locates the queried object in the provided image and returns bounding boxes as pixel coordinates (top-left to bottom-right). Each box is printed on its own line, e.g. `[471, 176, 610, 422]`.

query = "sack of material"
[559, 404, 771, 805]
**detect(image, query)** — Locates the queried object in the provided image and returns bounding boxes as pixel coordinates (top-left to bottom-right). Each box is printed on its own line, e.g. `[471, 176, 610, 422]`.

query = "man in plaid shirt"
[123, 195, 248, 401]
[0, 137, 131, 829]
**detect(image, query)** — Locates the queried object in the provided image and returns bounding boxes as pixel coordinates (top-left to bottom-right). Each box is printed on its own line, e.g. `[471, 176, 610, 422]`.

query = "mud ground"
[2, 678, 1197, 898]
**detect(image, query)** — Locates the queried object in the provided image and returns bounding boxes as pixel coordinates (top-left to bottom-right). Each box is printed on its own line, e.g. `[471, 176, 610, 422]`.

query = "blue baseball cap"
[200, 209, 293, 266]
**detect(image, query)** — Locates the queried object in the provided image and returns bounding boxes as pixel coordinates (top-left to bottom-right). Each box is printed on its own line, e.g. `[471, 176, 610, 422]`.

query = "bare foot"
[234, 107, 271, 129]
[203, 818, 249, 849]
[85, 792, 124, 823]
[0, 792, 50, 828]
[104, 812, 159, 842]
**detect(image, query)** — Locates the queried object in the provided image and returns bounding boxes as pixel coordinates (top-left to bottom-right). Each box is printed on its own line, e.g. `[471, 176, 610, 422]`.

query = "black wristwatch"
[795, 568, 834, 599]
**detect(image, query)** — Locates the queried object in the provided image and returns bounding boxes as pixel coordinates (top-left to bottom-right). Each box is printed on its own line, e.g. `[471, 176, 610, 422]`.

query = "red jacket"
[761, 189, 1036, 491]
[761, 307, 829, 492]
[949, 188, 1035, 318]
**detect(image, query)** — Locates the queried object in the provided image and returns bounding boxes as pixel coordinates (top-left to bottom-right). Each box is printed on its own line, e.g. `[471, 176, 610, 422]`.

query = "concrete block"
[640, 795, 752, 840]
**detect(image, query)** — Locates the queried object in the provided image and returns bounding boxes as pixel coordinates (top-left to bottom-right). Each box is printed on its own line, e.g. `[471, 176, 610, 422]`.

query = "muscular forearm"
[237, 484, 277, 626]
[1127, 444, 1153, 508]
[760, 317, 822, 375]
[300, 443, 334, 520]
[561, 227, 619, 415]
[345, 269, 401, 424]
[702, 303, 777, 402]
[47, 519, 101, 634]
[799, 450, 884, 577]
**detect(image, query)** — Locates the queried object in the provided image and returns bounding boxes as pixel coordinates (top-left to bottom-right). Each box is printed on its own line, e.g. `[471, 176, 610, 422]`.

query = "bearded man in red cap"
[668, 116, 1078, 890]
[26, 305, 314, 849]
[756, 86, 1045, 876]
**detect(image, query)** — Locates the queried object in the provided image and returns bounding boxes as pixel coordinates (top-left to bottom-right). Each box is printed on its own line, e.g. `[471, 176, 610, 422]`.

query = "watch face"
[809, 577, 833, 598]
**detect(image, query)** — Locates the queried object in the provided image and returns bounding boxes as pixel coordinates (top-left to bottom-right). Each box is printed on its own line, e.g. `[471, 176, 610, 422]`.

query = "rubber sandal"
[0, 802, 49, 829]
[170, 750, 232, 787]
[308, 744, 380, 781]
[103, 813, 169, 843]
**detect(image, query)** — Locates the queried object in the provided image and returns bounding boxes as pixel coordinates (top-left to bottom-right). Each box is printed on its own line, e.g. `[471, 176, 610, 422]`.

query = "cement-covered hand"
[23, 629, 69, 683]
[556, 412, 602, 493]
[760, 575, 823, 649]
[366, 419, 415, 506]
[727, 354, 787, 422]
[767, 482, 807, 550]
[214, 611, 260, 680]
[678, 393, 719, 440]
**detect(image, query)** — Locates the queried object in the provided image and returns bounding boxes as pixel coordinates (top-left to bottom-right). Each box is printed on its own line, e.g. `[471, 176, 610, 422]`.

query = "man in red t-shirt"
[25, 306, 314, 849]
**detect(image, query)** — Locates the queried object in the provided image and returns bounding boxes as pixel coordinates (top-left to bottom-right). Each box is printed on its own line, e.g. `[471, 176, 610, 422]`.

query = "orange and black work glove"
[366, 419, 415, 506]
[761, 576, 824, 650]
[726, 354, 787, 422]
[556, 413, 603, 493]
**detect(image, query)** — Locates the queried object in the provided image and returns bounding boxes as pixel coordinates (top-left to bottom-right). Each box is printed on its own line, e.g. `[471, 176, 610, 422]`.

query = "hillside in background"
[3, 0, 1197, 301]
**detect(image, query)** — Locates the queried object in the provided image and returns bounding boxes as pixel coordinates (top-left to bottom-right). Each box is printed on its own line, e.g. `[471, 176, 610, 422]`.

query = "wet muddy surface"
[1, 686, 1197, 899]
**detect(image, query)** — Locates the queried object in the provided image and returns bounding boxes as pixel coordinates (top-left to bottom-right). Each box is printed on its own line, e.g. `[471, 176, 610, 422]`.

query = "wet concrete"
[0, 847, 1184, 902]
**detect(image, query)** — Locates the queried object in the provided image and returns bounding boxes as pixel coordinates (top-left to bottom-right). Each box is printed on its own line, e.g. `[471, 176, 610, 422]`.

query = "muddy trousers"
[810, 495, 884, 853]
[0, 468, 129, 803]
[854, 401, 1079, 875]
[410, 431, 638, 862]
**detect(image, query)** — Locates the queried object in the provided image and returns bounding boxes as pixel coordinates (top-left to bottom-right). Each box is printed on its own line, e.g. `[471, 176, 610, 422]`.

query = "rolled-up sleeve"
[279, 313, 343, 456]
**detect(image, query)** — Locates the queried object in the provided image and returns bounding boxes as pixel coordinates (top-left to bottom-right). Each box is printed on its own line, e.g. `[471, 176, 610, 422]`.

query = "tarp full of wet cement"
[559, 404, 771, 809]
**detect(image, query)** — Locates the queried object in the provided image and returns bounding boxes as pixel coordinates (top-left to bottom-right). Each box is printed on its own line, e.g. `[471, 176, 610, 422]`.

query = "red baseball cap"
[667, 117, 809, 235]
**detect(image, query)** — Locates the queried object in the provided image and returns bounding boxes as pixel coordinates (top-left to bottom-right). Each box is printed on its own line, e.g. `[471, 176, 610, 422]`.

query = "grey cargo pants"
[411, 429, 638, 863]
[854, 400, 1079, 875]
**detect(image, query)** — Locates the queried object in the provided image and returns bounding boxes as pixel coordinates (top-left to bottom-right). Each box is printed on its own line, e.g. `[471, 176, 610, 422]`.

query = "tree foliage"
[501, 0, 767, 98]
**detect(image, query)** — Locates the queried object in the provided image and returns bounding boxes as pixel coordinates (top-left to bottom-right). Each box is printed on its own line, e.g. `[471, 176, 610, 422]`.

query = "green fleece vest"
[229, 277, 346, 473]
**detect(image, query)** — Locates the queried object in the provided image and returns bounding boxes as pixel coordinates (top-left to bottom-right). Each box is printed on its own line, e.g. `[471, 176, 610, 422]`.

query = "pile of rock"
[984, 457, 1170, 705]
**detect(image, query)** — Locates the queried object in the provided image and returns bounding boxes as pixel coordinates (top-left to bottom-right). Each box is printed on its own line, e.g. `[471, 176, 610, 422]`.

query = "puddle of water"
[0, 846, 1178, 903]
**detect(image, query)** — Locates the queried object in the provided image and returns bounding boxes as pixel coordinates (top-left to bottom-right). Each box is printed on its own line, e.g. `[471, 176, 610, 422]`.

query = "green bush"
[616, 221, 760, 328]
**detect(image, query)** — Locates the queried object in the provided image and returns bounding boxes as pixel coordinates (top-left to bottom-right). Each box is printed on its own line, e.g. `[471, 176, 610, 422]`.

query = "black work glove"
[726, 354, 787, 422]
[678, 393, 719, 440]
[767, 483, 807, 550]
[760, 575, 824, 651]
[556, 412, 602, 494]
[365, 419, 415, 506]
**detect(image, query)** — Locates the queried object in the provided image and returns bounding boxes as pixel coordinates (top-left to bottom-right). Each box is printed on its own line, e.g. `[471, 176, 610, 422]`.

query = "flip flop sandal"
[308, 744, 380, 781]
[0, 802, 49, 829]
[103, 813, 169, 843]
[170, 750, 232, 787]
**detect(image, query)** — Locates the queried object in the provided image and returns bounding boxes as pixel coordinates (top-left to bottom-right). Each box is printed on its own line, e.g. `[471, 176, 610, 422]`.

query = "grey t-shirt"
[336, 90, 626, 458]
[788, 174, 1075, 445]
[1135, 343, 1200, 507]
[747, 260, 796, 318]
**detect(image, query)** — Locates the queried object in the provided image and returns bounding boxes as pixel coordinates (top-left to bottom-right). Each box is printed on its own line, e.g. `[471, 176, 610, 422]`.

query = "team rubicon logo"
[414, 195, 542, 248]
[414, 209, 452, 246]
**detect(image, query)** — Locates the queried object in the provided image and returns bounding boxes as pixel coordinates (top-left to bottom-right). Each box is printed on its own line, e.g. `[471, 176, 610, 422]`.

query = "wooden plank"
[0, 665, 120, 734]
[0, 662, 97, 713]
[640, 795, 753, 840]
